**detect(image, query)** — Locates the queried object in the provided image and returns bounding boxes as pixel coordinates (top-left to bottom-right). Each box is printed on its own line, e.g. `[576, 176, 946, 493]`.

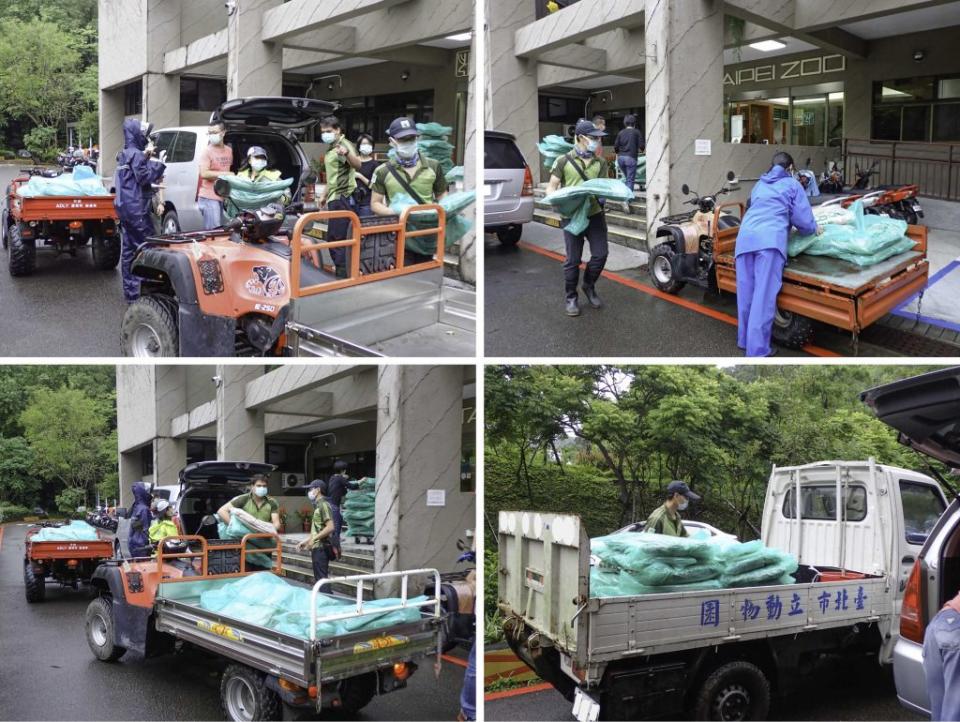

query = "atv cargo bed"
[25, 529, 113, 561]
[11, 194, 116, 222]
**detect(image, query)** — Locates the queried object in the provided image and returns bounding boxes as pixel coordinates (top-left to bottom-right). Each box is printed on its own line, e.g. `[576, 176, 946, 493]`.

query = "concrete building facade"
[116, 363, 476, 589]
[98, 0, 477, 281]
[485, 0, 960, 236]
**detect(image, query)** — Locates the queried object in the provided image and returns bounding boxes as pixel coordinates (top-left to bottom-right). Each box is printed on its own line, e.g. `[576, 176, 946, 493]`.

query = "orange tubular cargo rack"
[288, 205, 446, 297]
[155, 533, 283, 582]
[712, 200, 929, 336]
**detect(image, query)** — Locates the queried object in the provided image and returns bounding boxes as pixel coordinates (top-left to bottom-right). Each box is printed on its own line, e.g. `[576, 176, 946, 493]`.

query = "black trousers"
[327, 197, 356, 278]
[562, 212, 608, 299]
[311, 545, 330, 583]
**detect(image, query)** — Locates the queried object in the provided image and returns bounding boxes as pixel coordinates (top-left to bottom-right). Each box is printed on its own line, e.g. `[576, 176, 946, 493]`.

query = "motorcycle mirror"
[681, 183, 690, 195]
[726, 171, 735, 182]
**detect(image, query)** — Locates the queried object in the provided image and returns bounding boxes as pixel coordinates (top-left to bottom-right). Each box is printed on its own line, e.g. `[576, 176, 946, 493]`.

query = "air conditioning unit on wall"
[282, 473, 306, 489]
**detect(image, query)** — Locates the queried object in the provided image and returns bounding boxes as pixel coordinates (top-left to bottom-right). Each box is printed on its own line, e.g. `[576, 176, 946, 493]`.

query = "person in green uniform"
[643, 480, 701, 537]
[297, 479, 336, 582]
[546, 119, 610, 317]
[370, 116, 448, 267]
[217, 474, 281, 531]
[317, 116, 362, 278]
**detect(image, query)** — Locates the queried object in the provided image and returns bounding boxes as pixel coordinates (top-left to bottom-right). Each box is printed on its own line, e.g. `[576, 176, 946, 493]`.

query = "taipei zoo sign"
[724, 54, 846, 87]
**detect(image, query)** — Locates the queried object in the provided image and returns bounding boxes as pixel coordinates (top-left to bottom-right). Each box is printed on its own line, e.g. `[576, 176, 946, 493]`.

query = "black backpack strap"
[386, 162, 427, 204]
[568, 153, 591, 183]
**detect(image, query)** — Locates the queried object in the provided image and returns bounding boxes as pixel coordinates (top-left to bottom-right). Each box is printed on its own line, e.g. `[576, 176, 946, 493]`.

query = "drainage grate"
[862, 322, 960, 356]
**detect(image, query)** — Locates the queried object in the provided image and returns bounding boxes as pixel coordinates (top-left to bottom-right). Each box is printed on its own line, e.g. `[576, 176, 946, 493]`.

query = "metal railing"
[155, 533, 283, 580]
[843, 138, 960, 202]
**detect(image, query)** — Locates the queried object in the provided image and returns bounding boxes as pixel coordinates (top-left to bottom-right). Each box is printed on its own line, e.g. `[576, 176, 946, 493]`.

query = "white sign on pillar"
[695, 139, 712, 156]
[426, 489, 446, 507]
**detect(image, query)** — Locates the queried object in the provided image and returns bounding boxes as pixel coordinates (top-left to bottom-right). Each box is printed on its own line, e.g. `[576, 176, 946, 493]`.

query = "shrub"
[0, 502, 31, 521]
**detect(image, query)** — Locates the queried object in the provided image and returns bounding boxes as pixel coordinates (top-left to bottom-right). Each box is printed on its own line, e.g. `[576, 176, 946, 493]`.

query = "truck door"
[893, 475, 947, 599]
[498, 511, 589, 662]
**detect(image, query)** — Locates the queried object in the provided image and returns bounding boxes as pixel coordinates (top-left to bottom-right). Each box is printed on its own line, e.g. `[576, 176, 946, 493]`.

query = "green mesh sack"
[541, 178, 635, 235]
[631, 559, 721, 586]
[389, 190, 476, 248]
[788, 199, 912, 266]
[721, 554, 799, 588]
[445, 166, 464, 184]
[538, 135, 574, 170]
[215, 174, 293, 212]
[417, 122, 453, 139]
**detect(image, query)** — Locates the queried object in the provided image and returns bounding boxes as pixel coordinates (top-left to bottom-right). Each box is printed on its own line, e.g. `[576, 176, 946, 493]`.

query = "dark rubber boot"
[565, 296, 581, 317]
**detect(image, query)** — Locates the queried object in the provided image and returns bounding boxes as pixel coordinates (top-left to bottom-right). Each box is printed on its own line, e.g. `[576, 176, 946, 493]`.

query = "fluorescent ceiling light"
[829, 92, 844, 101]
[767, 97, 789, 104]
[445, 33, 472, 42]
[749, 40, 787, 52]
[881, 86, 911, 98]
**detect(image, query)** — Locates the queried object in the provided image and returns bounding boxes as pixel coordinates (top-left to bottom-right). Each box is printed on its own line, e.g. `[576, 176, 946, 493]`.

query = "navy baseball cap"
[308, 478, 325, 491]
[667, 480, 701, 501]
[574, 119, 607, 138]
[387, 117, 419, 140]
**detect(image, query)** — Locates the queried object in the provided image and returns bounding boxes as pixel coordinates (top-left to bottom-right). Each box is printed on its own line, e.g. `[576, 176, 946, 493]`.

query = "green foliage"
[23, 126, 58, 162]
[54, 486, 86, 518]
[0, 502, 31, 521]
[0, 437, 37, 505]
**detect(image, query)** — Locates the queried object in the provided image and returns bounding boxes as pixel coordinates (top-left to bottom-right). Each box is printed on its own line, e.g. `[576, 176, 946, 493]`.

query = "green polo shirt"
[230, 493, 279, 523]
[324, 136, 358, 201]
[371, 157, 448, 255]
[549, 150, 609, 217]
[310, 498, 333, 550]
[643, 503, 689, 537]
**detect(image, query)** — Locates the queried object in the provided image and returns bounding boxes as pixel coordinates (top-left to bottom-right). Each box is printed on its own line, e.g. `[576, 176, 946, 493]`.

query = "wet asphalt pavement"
[0, 164, 124, 357]
[0, 523, 467, 721]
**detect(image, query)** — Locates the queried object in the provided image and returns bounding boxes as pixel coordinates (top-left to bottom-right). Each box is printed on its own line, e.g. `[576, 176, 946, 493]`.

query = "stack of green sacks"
[199, 572, 427, 639]
[538, 135, 574, 171]
[589, 531, 798, 598]
[388, 190, 476, 247]
[416, 122, 455, 176]
[342, 477, 376, 540]
[217, 514, 275, 569]
[787, 199, 914, 267]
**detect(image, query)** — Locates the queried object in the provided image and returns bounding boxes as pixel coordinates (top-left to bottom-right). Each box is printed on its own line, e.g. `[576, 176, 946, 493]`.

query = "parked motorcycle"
[424, 536, 476, 653]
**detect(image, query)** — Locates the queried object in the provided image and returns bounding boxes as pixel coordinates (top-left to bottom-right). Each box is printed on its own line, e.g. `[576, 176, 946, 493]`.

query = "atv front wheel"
[85, 596, 127, 662]
[649, 242, 685, 293]
[772, 309, 814, 349]
[120, 295, 179, 357]
[91, 234, 121, 270]
[8, 223, 36, 276]
[23, 561, 45, 603]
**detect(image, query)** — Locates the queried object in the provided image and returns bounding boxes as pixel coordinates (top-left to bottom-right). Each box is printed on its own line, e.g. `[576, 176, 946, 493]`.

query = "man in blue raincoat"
[114, 119, 166, 303]
[735, 152, 821, 357]
[128, 481, 154, 558]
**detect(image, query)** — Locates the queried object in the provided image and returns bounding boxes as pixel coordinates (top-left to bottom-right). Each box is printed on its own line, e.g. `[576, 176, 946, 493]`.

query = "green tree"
[0, 436, 38, 506]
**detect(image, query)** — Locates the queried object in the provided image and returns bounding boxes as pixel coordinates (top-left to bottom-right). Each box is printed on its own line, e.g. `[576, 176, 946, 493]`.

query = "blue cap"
[574, 119, 607, 138]
[667, 480, 701, 501]
[387, 117, 419, 140]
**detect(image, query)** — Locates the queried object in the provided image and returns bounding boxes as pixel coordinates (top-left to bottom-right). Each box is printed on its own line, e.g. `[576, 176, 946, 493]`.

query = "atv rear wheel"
[220, 664, 282, 722]
[649, 242, 685, 293]
[772, 309, 814, 349]
[23, 561, 45, 603]
[8, 223, 36, 276]
[86, 596, 127, 661]
[120, 295, 179, 357]
[339, 672, 378, 713]
[91, 234, 121, 270]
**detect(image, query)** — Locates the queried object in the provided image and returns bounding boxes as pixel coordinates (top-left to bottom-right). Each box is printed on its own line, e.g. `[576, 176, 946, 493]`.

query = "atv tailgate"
[25, 538, 113, 560]
[498, 511, 589, 660]
[13, 194, 117, 222]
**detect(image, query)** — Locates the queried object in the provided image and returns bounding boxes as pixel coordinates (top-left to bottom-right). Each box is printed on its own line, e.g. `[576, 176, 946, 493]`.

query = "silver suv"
[151, 96, 335, 233]
[483, 130, 534, 246]
[861, 367, 960, 716]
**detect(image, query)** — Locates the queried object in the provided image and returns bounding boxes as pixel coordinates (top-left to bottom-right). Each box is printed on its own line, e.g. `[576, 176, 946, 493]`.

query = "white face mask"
[250, 158, 267, 172]
[585, 137, 600, 152]
[395, 140, 418, 159]
[321, 131, 337, 144]
[208, 133, 222, 145]
[254, 486, 269, 498]
[307, 489, 318, 502]
[678, 498, 689, 511]
[359, 143, 373, 155]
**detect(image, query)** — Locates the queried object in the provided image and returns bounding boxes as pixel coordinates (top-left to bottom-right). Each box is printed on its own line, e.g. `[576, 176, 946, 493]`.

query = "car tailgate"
[498, 511, 589, 659]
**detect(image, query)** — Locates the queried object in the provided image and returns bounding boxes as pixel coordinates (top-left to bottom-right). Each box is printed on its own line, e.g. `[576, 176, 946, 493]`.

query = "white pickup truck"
[498, 458, 948, 720]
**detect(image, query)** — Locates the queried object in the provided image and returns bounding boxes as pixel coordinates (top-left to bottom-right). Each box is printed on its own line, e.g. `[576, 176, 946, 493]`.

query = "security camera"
[211, 375, 223, 387]
[913, 49, 925, 62]
[225, 0, 237, 15]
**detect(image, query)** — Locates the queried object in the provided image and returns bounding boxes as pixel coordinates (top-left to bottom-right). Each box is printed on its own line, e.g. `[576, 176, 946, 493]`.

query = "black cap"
[667, 480, 701, 501]
[574, 119, 607, 138]
[624, 114, 637, 126]
[308, 478, 325, 491]
[333, 460, 348, 472]
[387, 117, 419, 140]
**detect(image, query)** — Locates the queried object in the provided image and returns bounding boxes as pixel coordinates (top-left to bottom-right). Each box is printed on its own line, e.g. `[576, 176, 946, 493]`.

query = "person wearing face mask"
[370, 117, 449, 266]
[317, 116, 362, 278]
[148, 499, 179, 548]
[217, 474, 281, 531]
[546, 119, 610, 317]
[352, 134, 381, 217]
[113, 119, 166, 303]
[297, 479, 336, 582]
[643, 481, 701, 537]
[198, 122, 234, 230]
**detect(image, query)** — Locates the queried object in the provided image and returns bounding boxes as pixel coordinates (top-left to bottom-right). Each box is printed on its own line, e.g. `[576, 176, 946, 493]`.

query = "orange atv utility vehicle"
[120, 201, 474, 357]
[2, 152, 119, 276]
[23, 522, 113, 602]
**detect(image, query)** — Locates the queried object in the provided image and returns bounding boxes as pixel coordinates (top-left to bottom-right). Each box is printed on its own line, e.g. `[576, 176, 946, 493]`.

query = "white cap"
[156, 499, 171, 514]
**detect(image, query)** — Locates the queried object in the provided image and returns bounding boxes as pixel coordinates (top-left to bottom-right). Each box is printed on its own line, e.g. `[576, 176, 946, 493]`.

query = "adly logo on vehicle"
[353, 635, 410, 655]
[245, 266, 286, 298]
[197, 620, 244, 642]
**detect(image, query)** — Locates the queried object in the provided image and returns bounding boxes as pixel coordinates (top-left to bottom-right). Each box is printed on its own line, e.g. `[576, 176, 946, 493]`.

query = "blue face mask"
[321, 131, 337, 144]
[395, 140, 419, 159]
[254, 486, 269, 498]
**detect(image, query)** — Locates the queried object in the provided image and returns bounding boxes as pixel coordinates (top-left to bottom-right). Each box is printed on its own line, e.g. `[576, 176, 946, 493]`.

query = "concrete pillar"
[459, 26, 478, 285]
[144, 0, 183, 130]
[153, 366, 188, 485]
[374, 366, 466, 596]
[645, 0, 725, 238]
[484, 0, 541, 181]
[99, 88, 126, 176]
[216, 364, 265, 462]
[227, 0, 283, 100]
[118, 450, 143, 508]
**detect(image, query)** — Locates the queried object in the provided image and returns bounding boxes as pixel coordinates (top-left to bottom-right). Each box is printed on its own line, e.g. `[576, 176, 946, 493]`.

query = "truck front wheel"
[23, 561, 46, 603]
[120, 295, 179, 357]
[85, 596, 127, 662]
[220, 664, 282, 722]
[693, 660, 770, 721]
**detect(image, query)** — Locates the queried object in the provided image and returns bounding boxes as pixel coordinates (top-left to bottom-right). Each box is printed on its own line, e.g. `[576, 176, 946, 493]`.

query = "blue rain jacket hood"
[113, 119, 165, 219]
[735, 164, 817, 259]
[123, 118, 148, 152]
[128, 481, 154, 556]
